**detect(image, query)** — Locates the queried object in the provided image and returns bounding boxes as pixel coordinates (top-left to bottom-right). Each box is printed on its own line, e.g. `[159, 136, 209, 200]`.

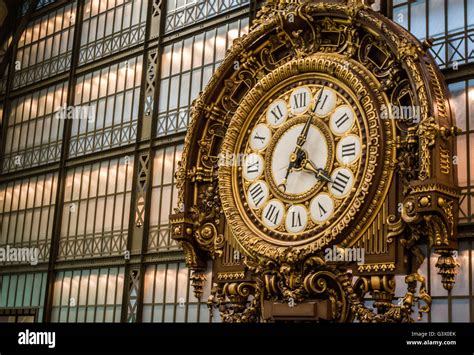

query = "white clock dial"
[336, 134, 362, 165]
[250, 124, 272, 151]
[329, 167, 354, 198]
[243, 153, 264, 181]
[271, 123, 328, 195]
[247, 180, 269, 209]
[266, 99, 288, 127]
[262, 199, 285, 228]
[285, 204, 308, 233]
[310, 193, 335, 223]
[330, 105, 355, 135]
[290, 86, 312, 115]
[313, 88, 337, 117]
[238, 81, 367, 241]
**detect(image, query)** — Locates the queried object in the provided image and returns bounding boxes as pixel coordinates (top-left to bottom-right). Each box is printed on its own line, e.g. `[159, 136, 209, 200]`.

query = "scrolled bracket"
[400, 180, 460, 290]
[208, 282, 261, 323]
[342, 272, 431, 323]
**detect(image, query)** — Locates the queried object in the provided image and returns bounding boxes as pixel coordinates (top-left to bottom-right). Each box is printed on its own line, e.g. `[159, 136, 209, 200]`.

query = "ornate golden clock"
[219, 58, 394, 261]
[171, 0, 460, 323]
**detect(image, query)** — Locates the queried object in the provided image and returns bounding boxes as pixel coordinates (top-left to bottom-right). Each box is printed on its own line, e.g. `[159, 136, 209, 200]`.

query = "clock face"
[237, 80, 365, 244]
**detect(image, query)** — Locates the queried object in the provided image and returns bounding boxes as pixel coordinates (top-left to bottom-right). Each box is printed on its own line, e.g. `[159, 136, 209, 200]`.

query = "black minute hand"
[296, 84, 326, 148]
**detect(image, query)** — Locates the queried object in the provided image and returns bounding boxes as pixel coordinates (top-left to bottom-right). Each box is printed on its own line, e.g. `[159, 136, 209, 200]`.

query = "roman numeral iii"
[341, 143, 356, 157]
[332, 171, 351, 194]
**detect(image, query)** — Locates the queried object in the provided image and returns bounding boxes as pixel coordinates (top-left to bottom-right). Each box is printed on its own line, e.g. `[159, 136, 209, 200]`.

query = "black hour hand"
[302, 159, 332, 183]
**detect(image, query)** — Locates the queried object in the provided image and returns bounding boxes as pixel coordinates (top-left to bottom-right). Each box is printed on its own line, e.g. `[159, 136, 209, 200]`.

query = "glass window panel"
[393, 5, 408, 30]
[24, 211, 33, 241]
[86, 307, 95, 322]
[202, 65, 213, 89]
[175, 305, 185, 323]
[431, 299, 449, 322]
[469, 0, 474, 27]
[23, 274, 34, 307]
[114, 93, 124, 124]
[152, 305, 164, 322]
[187, 304, 198, 322]
[77, 307, 86, 322]
[79, 273, 89, 306]
[192, 34, 204, 69]
[70, 271, 81, 304]
[132, 88, 140, 120]
[143, 267, 155, 304]
[165, 264, 177, 303]
[95, 306, 104, 322]
[97, 271, 108, 305]
[176, 263, 188, 302]
[168, 76, 179, 110]
[171, 42, 182, 75]
[115, 270, 124, 304]
[149, 189, 161, 227]
[123, 91, 133, 123]
[469, 80, 474, 130]
[167, 0, 176, 12]
[105, 307, 115, 322]
[107, 65, 118, 95]
[204, 30, 216, 65]
[199, 304, 209, 323]
[160, 187, 171, 225]
[15, 275, 26, 307]
[158, 79, 169, 113]
[32, 273, 44, 307]
[164, 304, 174, 322]
[84, 200, 95, 235]
[452, 298, 470, 322]
[215, 26, 227, 61]
[106, 271, 117, 305]
[179, 72, 190, 110]
[51, 308, 59, 322]
[452, 242, 470, 296]
[190, 69, 202, 102]
[154, 265, 166, 304]
[0, 276, 9, 307]
[94, 197, 105, 233]
[448, 0, 465, 34]
[142, 306, 152, 322]
[113, 7, 123, 33]
[88, 270, 98, 305]
[181, 38, 193, 72]
[161, 45, 172, 78]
